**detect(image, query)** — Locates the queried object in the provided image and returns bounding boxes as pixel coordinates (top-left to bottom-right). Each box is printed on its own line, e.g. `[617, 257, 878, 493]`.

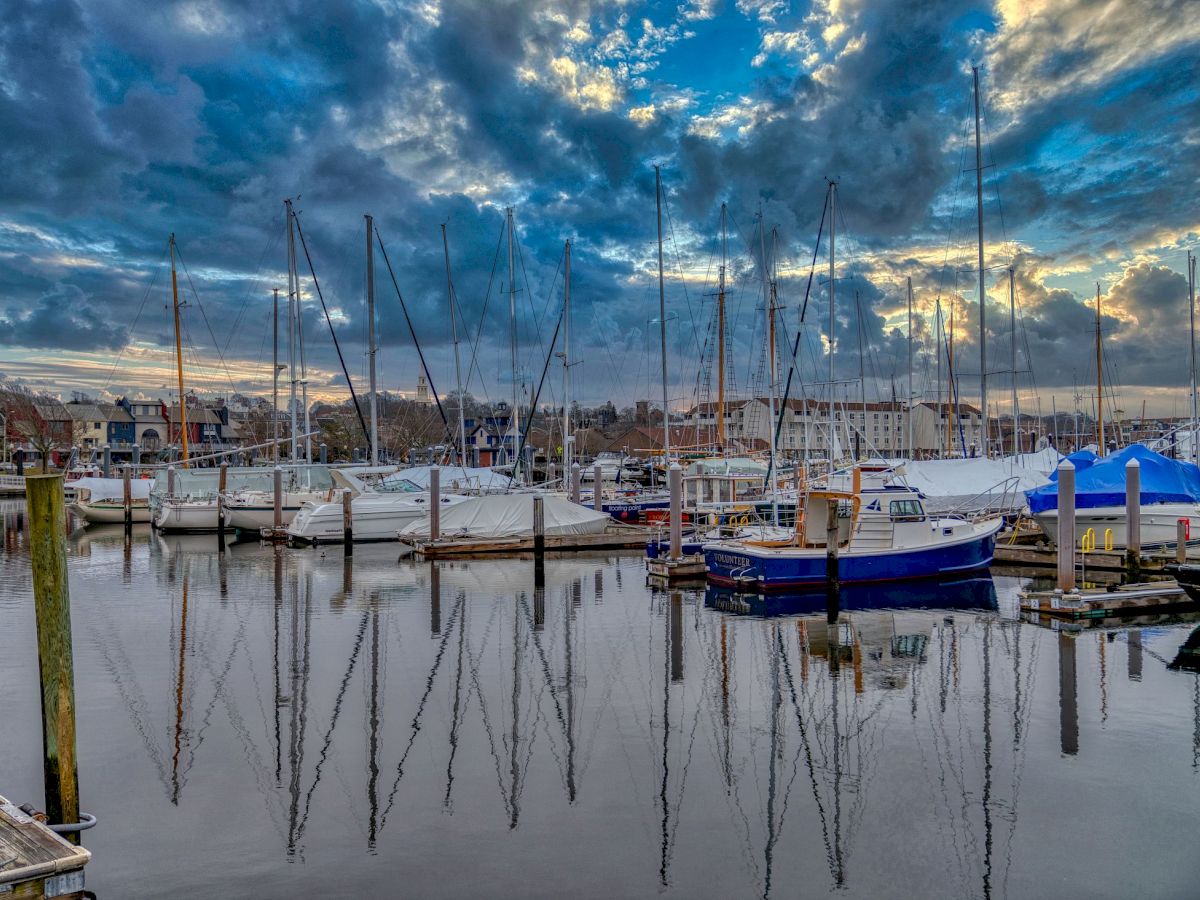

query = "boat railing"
[945, 475, 1023, 519]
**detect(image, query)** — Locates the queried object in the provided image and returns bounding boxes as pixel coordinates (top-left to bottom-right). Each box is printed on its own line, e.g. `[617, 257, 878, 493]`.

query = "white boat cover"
[69, 477, 153, 501]
[385, 466, 512, 493]
[899, 450, 1059, 508]
[399, 493, 610, 539]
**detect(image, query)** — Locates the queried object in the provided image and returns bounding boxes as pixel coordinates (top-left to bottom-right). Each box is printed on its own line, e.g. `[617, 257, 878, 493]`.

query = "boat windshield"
[376, 477, 423, 494]
[889, 498, 925, 521]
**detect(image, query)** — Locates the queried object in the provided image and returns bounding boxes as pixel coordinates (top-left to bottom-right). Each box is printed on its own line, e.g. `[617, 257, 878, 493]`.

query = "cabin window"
[889, 499, 924, 521]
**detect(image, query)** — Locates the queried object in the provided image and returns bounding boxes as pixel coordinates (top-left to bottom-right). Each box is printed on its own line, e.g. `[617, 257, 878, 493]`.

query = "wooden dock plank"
[0, 795, 90, 898]
[1018, 581, 1197, 619]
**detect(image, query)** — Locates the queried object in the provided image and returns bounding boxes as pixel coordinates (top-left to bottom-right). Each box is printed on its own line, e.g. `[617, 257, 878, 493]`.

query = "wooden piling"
[532, 495, 545, 556]
[102, 444, 111, 479]
[825, 499, 840, 623]
[122, 465, 133, 533]
[668, 462, 683, 560]
[342, 489, 354, 553]
[26, 476, 79, 837]
[132, 443, 141, 474]
[1178, 519, 1188, 564]
[217, 461, 228, 549]
[570, 462, 581, 504]
[167, 464, 176, 498]
[593, 462, 603, 512]
[1125, 458, 1140, 574]
[272, 466, 283, 531]
[430, 466, 441, 541]
[1057, 459, 1076, 592]
[319, 443, 328, 465]
[547, 461, 556, 486]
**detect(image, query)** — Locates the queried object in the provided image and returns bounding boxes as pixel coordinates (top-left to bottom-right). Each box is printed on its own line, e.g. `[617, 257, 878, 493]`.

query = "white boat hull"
[223, 505, 303, 531]
[1033, 504, 1200, 553]
[288, 493, 469, 543]
[154, 500, 219, 532]
[71, 501, 152, 524]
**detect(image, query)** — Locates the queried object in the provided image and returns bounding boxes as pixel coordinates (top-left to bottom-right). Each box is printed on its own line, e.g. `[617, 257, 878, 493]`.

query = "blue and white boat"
[703, 467, 1003, 592]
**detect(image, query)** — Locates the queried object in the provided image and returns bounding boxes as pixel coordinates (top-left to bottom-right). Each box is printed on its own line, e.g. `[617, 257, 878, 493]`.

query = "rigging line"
[508, 295, 566, 489]
[374, 227, 455, 449]
[175, 244, 242, 396]
[463, 219, 507, 402]
[661, 189, 705, 363]
[290, 207, 370, 444]
[768, 191, 828, 482]
[101, 244, 167, 391]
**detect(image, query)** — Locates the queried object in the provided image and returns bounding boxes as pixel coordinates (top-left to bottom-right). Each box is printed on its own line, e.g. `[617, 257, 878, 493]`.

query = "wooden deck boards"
[0, 795, 90, 898]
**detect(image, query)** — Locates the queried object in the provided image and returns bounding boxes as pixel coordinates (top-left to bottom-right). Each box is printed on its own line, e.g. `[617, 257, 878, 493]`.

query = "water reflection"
[2, 526, 1200, 898]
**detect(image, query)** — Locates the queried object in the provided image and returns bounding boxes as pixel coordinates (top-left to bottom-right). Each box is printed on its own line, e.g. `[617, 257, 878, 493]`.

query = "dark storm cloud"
[0, 0, 1196, 409]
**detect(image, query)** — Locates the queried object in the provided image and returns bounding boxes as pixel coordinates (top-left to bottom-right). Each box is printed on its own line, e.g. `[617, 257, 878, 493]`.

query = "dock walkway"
[0, 795, 90, 899]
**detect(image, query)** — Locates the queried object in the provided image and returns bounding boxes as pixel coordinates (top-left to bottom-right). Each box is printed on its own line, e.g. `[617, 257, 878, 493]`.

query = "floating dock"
[1019, 581, 1197, 619]
[993, 544, 1173, 571]
[645, 553, 707, 583]
[402, 526, 651, 559]
[0, 795, 90, 899]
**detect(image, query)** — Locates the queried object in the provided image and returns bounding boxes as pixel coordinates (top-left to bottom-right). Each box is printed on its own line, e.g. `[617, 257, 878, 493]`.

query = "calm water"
[2, 499, 1200, 899]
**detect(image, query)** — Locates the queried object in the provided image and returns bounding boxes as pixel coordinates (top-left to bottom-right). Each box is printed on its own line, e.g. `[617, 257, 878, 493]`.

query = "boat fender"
[1180, 518, 1191, 541]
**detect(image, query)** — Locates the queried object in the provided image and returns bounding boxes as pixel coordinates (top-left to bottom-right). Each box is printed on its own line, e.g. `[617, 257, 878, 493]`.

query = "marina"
[4, 497, 1200, 897]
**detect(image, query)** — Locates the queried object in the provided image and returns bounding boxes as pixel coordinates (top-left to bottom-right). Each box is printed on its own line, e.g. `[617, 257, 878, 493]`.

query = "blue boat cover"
[1027, 444, 1200, 513]
[1048, 449, 1099, 481]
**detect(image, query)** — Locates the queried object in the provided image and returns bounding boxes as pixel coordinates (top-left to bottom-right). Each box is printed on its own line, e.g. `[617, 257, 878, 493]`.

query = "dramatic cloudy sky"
[1, 0, 1197, 420]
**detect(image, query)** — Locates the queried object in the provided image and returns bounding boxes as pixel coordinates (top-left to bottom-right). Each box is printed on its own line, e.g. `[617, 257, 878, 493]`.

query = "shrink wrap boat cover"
[70, 477, 153, 501]
[399, 493, 610, 538]
[1026, 444, 1200, 513]
[384, 466, 512, 493]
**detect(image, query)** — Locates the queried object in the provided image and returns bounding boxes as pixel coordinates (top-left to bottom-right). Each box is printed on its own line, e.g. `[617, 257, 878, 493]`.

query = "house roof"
[63, 403, 108, 421]
[166, 405, 223, 425]
[32, 401, 71, 421]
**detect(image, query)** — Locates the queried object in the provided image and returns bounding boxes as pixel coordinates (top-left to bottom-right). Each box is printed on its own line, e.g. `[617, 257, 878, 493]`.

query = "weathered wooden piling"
[319, 443, 328, 465]
[272, 466, 283, 531]
[1125, 458, 1140, 574]
[570, 462, 581, 504]
[532, 495, 545, 555]
[593, 462, 603, 512]
[825, 499, 840, 623]
[166, 464, 176, 498]
[342, 490, 354, 554]
[26, 475, 80, 838]
[216, 461, 228, 549]
[547, 461, 556, 486]
[101, 444, 111, 478]
[1177, 519, 1188, 564]
[429, 466, 441, 541]
[1056, 459, 1076, 592]
[668, 462, 682, 560]
[132, 444, 141, 474]
[122, 465, 133, 533]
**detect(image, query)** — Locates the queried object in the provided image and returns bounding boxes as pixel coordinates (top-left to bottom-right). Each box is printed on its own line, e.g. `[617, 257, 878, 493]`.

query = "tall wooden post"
[429, 466, 441, 542]
[217, 461, 228, 550]
[273, 466, 283, 531]
[122, 465, 133, 534]
[825, 498, 840, 623]
[1125, 458, 1140, 575]
[570, 462, 581, 504]
[27, 475, 79, 837]
[532, 495, 545, 556]
[593, 462, 603, 512]
[342, 490, 354, 554]
[668, 463, 683, 560]
[547, 461, 556, 486]
[1057, 460, 1076, 592]
[1178, 519, 1188, 564]
[102, 445, 111, 478]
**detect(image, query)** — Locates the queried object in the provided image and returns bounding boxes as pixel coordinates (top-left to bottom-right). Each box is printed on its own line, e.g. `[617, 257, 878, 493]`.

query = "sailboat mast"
[907, 277, 914, 458]
[168, 234, 189, 466]
[1009, 266, 1019, 455]
[759, 209, 779, 523]
[506, 207, 520, 479]
[1189, 251, 1198, 464]
[286, 202, 299, 461]
[935, 298, 943, 456]
[655, 166, 670, 459]
[948, 304, 955, 457]
[441, 224, 468, 467]
[828, 180, 837, 386]
[563, 238, 572, 475]
[717, 203, 727, 451]
[1095, 283, 1104, 454]
[365, 214, 378, 466]
[974, 65, 989, 457]
[272, 288, 280, 464]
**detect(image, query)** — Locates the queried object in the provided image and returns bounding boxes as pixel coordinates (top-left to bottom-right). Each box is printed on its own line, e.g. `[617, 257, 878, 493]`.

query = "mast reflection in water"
[2, 530, 1199, 899]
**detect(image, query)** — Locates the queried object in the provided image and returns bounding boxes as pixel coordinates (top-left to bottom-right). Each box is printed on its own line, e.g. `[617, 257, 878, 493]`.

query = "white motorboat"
[221, 488, 331, 531]
[1032, 505, 1200, 553]
[153, 495, 219, 532]
[287, 472, 469, 543]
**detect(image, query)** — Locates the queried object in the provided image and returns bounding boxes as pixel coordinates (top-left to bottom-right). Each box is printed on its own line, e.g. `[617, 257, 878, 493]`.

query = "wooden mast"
[1095, 282, 1104, 455]
[169, 234, 189, 466]
[717, 203, 727, 451]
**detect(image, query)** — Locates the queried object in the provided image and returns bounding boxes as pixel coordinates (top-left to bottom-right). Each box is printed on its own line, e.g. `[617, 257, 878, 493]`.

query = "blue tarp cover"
[1027, 444, 1200, 513]
[1048, 449, 1099, 481]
